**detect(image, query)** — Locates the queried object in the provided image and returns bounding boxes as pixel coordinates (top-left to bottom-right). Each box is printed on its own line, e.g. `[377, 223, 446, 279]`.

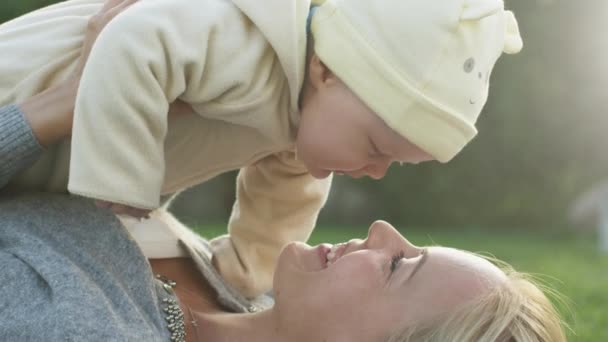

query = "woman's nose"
[366, 220, 419, 256]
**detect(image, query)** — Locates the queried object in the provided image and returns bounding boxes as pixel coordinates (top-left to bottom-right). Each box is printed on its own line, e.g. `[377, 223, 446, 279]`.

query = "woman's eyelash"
[390, 251, 405, 273]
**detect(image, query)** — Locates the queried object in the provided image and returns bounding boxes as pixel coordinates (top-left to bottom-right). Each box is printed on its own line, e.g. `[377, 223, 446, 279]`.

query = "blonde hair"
[385, 256, 568, 342]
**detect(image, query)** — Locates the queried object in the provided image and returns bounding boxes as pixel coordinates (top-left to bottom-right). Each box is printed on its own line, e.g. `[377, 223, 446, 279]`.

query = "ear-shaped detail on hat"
[502, 10, 523, 54]
[461, 0, 503, 20]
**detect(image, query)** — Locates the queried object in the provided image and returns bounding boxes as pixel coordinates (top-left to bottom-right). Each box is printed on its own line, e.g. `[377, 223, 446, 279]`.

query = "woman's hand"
[95, 200, 151, 219]
[19, 0, 139, 146]
[70, 0, 139, 81]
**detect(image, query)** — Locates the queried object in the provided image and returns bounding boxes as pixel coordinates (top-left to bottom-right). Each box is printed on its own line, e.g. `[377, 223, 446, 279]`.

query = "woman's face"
[272, 221, 506, 342]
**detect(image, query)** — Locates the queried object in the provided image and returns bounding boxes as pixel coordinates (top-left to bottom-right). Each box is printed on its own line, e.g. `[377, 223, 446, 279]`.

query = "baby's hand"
[95, 200, 151, 218]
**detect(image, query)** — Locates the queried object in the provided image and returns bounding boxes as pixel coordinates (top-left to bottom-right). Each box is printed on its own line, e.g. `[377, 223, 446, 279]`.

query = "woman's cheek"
[329, 258, 383, 291]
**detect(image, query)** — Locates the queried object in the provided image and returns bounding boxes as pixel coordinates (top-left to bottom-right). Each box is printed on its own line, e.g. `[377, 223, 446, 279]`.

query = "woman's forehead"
[381, 247, 503, 324]
[415, 247, 505, 287]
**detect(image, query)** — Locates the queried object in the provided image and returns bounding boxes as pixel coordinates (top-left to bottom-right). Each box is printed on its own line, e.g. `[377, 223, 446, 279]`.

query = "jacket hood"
[230, 0, 311, 123]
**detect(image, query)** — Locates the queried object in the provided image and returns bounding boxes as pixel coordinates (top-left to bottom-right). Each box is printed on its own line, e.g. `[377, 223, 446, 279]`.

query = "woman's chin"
[276, 242, 327, 275]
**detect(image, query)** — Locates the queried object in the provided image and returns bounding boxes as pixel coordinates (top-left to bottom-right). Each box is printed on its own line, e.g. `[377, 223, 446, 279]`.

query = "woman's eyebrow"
[405, 248, 429, 283]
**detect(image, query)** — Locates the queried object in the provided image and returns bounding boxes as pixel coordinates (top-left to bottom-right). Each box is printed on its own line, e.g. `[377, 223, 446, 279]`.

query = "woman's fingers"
[72, 0, 139, 80]
[110, 204, 151, 219]
[99, 0, 121, 13]
[106, 202, 149, 218]
[105, 0, 139, 18]
[100, 0, 134, 13]
[95, 200, 112, 209]
[95, 200, 151, 218]
[90, 0, 138, 33]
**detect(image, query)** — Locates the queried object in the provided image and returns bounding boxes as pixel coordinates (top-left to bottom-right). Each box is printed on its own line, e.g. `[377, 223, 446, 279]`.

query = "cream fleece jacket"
[0, 0, 331, 297]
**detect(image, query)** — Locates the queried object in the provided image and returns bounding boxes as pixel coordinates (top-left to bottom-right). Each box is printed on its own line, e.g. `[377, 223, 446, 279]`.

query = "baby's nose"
[366, 161, 391, 179]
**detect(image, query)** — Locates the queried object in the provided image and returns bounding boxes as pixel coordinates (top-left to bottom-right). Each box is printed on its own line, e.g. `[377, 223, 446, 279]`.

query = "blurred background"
[3, 0, 607, 340]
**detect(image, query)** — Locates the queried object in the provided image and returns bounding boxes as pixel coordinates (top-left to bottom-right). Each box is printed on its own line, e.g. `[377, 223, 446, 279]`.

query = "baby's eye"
[390, 251, 405, 273]
[368, 138, 382, 158]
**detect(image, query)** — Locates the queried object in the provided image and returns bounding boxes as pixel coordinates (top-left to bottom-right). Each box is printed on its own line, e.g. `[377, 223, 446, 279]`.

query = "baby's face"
[297, 66, 434, 180]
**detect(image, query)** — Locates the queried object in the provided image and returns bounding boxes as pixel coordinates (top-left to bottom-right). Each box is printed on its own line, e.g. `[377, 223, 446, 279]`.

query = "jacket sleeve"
[0, 104, 42, 189]
[209, 151, 332, 298]
[68, 0, 212, 209]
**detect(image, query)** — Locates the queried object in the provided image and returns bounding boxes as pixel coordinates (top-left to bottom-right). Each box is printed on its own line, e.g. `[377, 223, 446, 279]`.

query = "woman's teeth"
[326, 243, 346, 266]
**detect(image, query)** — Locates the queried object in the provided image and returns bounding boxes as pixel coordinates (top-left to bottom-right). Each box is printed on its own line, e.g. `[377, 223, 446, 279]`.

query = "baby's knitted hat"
[311, 0, 523, 162]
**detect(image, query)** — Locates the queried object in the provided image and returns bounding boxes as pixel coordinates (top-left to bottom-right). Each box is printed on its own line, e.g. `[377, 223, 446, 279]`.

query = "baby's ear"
[307, 54, 324, 86]
[308, 54, 337, 85]
[460, 0, 523, 54]
[502, 10, 523, 54]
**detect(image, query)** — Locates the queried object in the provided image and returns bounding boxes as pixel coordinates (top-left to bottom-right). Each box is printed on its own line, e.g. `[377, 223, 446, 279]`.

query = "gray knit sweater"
[0, 104, 42, 188]
[0, 105, 271, 341]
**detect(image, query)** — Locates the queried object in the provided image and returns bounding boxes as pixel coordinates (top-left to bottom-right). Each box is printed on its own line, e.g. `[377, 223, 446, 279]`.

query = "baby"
[0, 0, 522, 297]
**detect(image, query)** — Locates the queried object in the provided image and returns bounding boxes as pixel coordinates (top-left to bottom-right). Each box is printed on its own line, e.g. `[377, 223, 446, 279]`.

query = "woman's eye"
[390, 251, 405, 273]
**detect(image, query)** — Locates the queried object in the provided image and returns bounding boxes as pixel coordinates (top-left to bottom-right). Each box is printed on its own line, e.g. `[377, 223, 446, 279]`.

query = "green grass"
[194, 225, 608, 341]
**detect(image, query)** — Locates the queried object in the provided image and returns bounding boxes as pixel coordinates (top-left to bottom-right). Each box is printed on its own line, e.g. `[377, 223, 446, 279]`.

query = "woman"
[1, 193, 567, 341]
[1, 1, 566, 341]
